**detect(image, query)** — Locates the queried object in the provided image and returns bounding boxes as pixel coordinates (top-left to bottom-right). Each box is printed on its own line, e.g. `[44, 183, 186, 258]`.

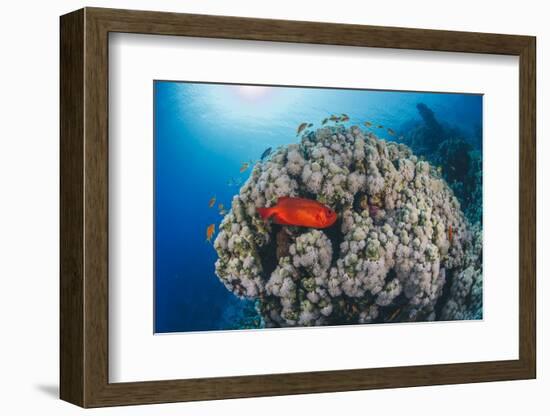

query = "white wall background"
[0, 0, 545, 414]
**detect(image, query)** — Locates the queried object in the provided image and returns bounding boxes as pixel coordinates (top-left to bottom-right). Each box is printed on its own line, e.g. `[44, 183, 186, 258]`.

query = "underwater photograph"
[154, 81, 483, 333]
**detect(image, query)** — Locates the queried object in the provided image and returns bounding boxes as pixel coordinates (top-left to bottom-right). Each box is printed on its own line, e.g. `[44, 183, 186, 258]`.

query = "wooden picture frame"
[60, 7, 536, 408]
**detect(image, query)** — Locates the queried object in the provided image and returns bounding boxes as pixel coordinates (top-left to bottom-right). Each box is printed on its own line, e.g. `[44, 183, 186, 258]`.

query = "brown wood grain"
[59, 8, 84, 407]
[60, 7, 537, 408]
[518, 37, 537, 376]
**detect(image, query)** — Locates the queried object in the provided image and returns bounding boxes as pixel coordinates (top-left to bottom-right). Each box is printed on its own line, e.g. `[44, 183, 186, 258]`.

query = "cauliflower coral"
[214, 125, 482, 327]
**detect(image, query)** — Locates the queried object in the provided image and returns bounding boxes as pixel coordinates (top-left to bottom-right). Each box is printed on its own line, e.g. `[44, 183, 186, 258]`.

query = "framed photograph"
[60, 7, 536, 407]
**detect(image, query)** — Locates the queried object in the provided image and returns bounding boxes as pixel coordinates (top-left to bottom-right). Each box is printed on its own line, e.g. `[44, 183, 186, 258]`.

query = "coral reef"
[440, 223, 483, 320]
[402, 103, 483, 224]
[219, 298, 265, 330]
[214, 125, 482, 327]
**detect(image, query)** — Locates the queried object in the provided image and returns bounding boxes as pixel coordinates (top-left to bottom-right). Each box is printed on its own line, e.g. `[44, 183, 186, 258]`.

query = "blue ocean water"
[154, 81, 482, 333]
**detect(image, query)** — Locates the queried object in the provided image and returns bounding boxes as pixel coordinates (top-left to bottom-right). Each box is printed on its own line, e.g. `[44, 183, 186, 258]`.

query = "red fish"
[206, 224, 215, 243]
[257, 197, 337, 228]
[448, 225, 453, 244]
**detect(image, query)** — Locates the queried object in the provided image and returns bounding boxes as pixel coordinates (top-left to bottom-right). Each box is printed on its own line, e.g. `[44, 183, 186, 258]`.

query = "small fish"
[208, 196, 216, 208]
[206, 224, 215, 243]
[322, 117, 329, 125]
[329, 115, 340, 122]
[387, 128, 395, 136]
[257, 196, 337, 229]
[296, 122, 308, 135]
[388, 308, 402, 322]
[378, 125, 384, 129]
[218, 203, 227, 216]
[359, 195, 369, 211]
[398, 135, 404, 141]
[239, 162, 250, 173]
[341, 113, 349, 122]
[448, 225, 453, 244]
[307, 123, 313, 128]
[260, 147, 272, 161]
[364, 121, 372, 127]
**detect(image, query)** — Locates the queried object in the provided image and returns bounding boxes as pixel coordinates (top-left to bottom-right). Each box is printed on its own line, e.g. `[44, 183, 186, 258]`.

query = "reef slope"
[214, 126, 482, 327]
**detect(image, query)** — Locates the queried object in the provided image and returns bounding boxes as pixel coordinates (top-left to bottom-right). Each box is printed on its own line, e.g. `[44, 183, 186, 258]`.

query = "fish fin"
[272, 214, 293, 226]
[257, 207, 275, 220]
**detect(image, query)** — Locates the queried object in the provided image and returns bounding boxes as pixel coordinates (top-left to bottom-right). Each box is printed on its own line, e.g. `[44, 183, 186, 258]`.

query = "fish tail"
[257, 207, 275, 220]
